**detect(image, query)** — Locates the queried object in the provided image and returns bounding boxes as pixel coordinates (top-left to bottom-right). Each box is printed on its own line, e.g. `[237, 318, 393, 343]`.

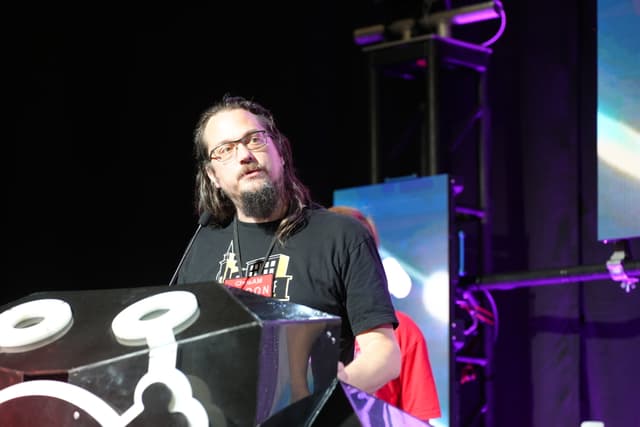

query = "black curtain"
[6, 2, 640, 426]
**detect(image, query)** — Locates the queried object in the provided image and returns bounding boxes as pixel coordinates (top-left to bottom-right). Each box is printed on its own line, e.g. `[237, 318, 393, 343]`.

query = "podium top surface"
[0, 282, 341, 373]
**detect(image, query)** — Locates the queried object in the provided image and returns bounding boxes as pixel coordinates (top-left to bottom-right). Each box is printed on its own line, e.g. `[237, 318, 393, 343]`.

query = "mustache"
[238, 165, 264, 179]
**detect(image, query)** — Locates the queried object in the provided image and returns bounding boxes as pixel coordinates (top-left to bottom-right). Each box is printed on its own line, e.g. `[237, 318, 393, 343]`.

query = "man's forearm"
[337, 327, 401, 393]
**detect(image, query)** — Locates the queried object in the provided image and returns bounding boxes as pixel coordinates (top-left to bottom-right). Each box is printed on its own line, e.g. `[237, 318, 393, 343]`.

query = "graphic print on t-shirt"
[219, 242, 241, 278]
[216, 240, 292, 300]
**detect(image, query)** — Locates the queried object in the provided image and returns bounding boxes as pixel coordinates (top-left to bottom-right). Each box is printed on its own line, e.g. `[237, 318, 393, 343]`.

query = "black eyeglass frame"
[208, 130, 270, 162]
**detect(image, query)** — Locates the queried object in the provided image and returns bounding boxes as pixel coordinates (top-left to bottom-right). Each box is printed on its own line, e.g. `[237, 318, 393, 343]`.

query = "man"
[176, 94, 401, 395]
[329, 205, 442, 424]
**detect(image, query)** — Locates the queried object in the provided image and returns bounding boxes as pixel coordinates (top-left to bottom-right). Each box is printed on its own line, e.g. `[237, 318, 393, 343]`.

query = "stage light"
[353, 24, 385, 46]
[419, 0, 503, 37]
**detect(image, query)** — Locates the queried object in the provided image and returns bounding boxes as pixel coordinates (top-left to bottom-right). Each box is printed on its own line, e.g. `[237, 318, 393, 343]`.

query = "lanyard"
[233, 216, 279, 276]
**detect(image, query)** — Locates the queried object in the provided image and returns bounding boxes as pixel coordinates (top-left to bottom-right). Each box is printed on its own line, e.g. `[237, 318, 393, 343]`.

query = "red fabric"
[356, 310, 441, 421]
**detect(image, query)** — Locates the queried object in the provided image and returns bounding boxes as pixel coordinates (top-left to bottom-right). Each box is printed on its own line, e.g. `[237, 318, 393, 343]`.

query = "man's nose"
[236, 143, 256, 163]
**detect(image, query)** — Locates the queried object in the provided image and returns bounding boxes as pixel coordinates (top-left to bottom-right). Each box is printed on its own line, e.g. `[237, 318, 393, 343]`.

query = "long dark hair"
[193, 94, 313, 242]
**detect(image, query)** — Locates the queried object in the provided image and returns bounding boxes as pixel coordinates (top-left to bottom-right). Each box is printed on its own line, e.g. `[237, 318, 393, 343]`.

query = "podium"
[0, 282, 341, 426]
[0, 282, 433, 426]
[262, 379, 433, 427]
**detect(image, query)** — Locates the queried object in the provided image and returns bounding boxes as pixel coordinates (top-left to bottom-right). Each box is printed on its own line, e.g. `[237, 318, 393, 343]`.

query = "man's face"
[203, 109, 284, 216]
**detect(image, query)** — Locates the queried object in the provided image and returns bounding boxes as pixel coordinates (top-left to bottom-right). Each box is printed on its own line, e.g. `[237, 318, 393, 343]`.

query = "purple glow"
[340, 381, 432, 426]
[354, 33, 384, 46]
[451, 9, 499, 25]
[471, 267, 640, 291]
[455, 206, 486, 219]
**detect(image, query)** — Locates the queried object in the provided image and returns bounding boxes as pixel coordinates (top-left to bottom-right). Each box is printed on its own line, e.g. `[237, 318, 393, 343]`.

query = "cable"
[482, 289, 499, 343]
[481, 0, 507, 47]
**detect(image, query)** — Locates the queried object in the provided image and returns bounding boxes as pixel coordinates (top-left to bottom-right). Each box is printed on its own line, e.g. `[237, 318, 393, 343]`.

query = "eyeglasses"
[208, 130, 270, 162]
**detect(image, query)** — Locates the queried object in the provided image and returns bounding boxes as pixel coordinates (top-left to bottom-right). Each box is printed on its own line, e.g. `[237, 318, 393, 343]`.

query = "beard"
[240, 180, 281, 220]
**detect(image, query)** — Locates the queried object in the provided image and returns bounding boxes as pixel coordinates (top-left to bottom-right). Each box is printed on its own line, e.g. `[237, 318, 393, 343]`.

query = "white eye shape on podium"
[0, 299, 73, 352]
[111, 290, 199, 346]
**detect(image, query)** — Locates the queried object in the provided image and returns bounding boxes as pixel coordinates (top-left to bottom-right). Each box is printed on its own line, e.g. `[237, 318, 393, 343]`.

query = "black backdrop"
[7, 2, 640, 426]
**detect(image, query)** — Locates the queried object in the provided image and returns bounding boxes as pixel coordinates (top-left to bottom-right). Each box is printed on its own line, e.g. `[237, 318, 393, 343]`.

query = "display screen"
[597, 0, 640, 241]
[334, 174, 452, 427]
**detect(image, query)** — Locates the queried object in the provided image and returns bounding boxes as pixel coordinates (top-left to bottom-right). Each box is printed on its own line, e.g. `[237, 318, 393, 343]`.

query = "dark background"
[6, 1, 640, 426]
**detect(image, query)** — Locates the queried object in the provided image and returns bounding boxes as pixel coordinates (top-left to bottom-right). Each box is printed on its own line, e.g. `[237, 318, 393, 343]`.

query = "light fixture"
[353, 24, 386, 47]
[419, 0, 503, 38]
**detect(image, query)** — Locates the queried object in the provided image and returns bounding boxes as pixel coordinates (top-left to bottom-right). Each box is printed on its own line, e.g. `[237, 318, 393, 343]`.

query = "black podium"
[0, 282, 343, 426]
[262, 378, 433, 427]
[0, 282, 433, 426]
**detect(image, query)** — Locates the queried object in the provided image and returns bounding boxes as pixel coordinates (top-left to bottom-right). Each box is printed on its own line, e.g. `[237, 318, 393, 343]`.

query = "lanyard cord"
[233, 216, 279, 276]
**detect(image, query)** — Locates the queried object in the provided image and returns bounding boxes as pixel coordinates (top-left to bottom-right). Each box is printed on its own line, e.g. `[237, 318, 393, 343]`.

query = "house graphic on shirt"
[217, 241, 293, 300]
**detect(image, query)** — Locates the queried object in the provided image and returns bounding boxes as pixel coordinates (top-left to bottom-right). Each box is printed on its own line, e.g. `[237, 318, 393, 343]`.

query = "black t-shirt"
[177, 206, 398, 362]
